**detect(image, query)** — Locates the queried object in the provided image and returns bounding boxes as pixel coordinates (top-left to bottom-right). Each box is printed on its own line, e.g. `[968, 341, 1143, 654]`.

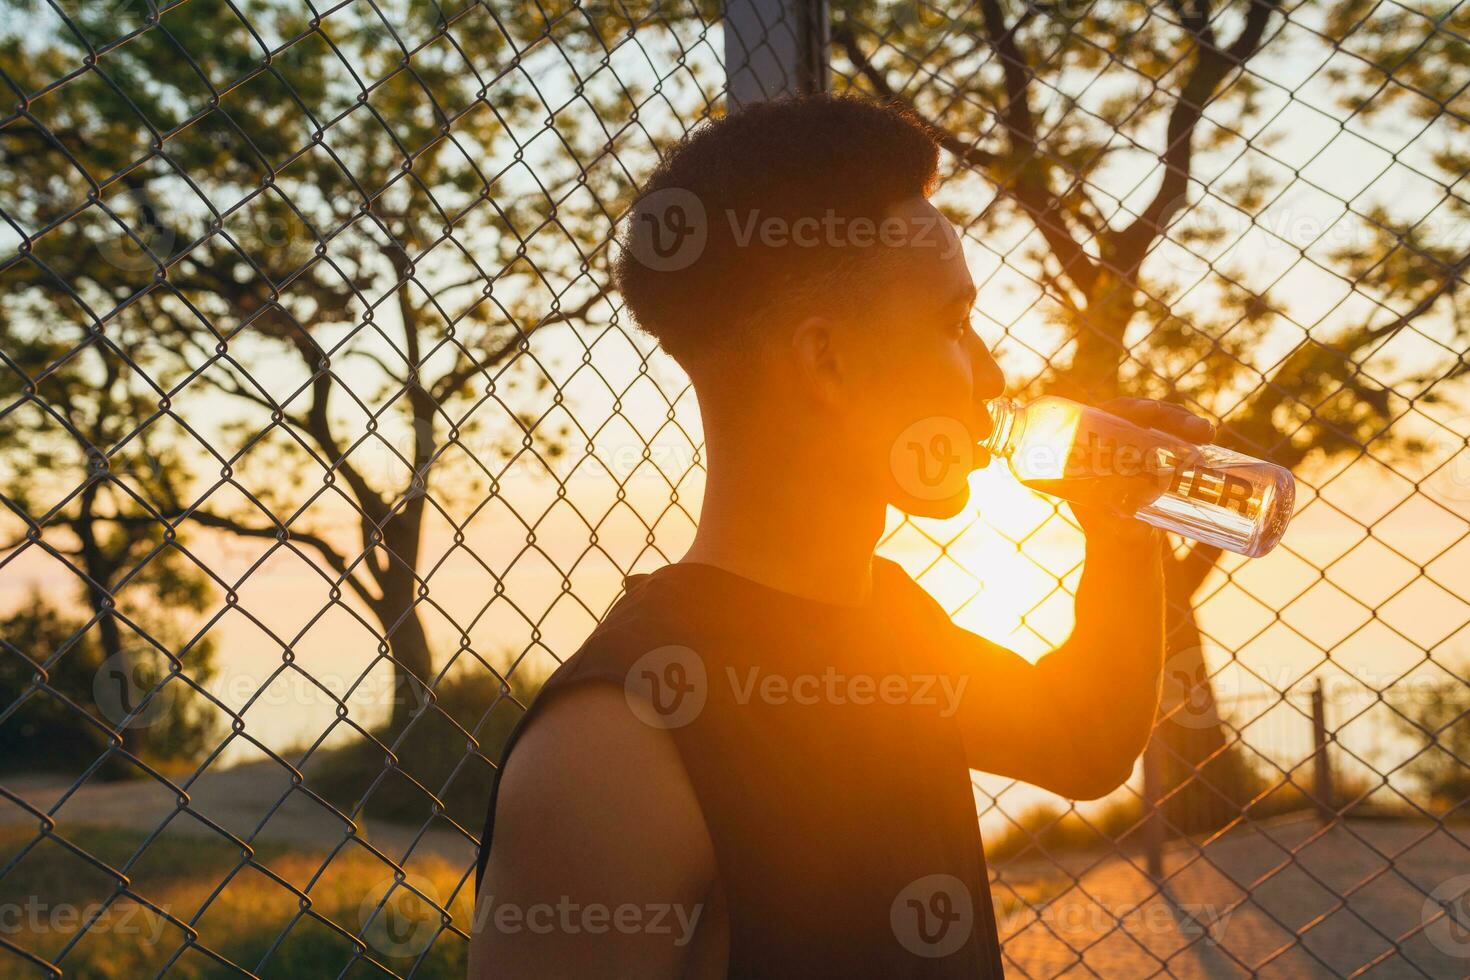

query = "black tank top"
[475, 558, 1006, 977]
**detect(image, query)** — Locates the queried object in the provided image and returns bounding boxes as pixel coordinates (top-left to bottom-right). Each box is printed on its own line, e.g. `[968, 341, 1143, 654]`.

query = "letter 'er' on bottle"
[979, 396, 1296, 558]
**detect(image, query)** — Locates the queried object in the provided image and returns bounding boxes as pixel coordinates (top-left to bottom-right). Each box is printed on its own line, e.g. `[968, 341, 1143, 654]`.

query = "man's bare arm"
[950, 399, 1205, 799]
[946, 523, 1165, 800]
[468, 685, 718, 978]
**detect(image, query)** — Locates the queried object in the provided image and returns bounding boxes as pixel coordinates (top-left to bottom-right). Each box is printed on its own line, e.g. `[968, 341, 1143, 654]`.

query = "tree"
[1392, 680, 1470, 809]
[0, 203, 220, 772]
[831, 0, 1470, 830]
[0, 592, 218, 777]
[0, 0, 702, 742]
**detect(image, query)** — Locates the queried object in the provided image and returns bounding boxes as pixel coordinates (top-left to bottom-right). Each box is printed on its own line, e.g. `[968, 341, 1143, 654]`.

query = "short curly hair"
[613, 94, 941, 369]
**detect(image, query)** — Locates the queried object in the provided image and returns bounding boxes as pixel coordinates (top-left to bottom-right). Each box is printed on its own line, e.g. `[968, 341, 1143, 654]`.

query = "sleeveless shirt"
[474, 557, 1006, 977]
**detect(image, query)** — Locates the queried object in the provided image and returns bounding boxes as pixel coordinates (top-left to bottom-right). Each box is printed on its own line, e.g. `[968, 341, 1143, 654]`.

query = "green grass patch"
[0, 825, 471, 978]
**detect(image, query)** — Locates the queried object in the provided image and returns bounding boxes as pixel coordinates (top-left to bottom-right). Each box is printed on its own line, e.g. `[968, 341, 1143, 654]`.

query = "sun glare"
[885, 464, 1085, 663]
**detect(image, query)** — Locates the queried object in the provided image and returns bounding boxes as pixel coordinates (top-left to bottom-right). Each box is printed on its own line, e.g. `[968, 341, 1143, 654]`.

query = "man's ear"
[789, 315, 847, 408]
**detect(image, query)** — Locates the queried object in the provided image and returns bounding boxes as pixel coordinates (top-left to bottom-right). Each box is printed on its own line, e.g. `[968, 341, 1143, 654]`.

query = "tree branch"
[1111, 0, 1284, 273]
[831, 20, 1100, 297]
[73, 508, 380, 608]
[429, 284, 610, 403]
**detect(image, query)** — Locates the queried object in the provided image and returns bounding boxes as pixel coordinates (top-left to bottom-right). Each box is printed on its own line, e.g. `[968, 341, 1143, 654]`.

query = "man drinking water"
[469, 93, 1213, 978]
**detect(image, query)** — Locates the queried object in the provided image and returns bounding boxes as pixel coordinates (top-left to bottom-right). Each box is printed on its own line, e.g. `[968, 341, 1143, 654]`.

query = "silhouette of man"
[469, 94, 1212, 978]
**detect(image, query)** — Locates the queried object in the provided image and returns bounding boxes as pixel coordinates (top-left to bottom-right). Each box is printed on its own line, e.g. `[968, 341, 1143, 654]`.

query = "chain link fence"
[0, 0, 1467, 976]
[832, 0, 1470, 974]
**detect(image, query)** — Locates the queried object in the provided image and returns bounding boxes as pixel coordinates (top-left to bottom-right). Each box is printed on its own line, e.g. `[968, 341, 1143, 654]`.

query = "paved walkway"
[994, 814, 1470, 978]
[6, 767, 1467, 977]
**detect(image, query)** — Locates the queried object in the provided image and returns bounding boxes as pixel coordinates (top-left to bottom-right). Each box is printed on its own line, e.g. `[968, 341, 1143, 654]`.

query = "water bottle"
[980, 396, 1295, 557]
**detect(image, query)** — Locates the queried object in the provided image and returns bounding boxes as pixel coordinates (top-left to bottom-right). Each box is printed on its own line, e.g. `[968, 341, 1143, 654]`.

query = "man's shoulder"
[475, 565, 712, 891]
[539, 566, 699, 693]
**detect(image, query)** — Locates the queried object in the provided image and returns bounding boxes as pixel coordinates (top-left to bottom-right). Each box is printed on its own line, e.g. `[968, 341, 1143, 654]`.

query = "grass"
[0, 825, 471, 979]
[0, 667, 542, 977]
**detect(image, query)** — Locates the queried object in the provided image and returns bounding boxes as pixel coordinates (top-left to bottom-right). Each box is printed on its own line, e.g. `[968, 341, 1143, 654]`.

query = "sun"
[883, 464, 1086, 662]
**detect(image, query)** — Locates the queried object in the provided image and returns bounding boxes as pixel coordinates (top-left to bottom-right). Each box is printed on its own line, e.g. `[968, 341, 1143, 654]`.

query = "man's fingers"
[1101, 397, 1214, 444]
[1166, 409, 1215, 443]
[1115, 474, 1167, 514]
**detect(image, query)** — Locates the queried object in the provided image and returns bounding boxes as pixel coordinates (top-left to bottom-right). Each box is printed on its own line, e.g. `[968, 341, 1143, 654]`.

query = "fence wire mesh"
[833, 0, 1470, 975]
[0, 0, 1465, 977]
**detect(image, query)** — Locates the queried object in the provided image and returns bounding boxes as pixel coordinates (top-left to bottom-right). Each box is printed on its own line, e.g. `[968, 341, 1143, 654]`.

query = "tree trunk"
[1155, 544, 1260, 835]
[372, 565, 435, 735]
[73, 484, 145, 759]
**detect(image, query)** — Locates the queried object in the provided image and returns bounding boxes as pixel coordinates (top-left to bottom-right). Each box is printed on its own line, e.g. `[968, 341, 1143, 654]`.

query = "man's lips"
[973, 410, 994, 444]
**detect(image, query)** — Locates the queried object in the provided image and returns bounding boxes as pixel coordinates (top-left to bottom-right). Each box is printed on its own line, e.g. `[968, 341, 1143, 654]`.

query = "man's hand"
[1069, 396, 1215, 540]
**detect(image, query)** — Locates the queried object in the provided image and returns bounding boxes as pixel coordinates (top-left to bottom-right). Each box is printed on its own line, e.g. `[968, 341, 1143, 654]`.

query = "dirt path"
[0, 760, 478, 871]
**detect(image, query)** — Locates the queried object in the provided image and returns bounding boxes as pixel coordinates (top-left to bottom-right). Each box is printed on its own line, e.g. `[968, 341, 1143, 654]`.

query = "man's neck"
[678, 433, 886, 608]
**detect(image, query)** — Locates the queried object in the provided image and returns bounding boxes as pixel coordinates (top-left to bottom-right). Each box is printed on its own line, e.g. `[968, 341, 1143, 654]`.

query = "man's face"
[840, 195, 1006, 519]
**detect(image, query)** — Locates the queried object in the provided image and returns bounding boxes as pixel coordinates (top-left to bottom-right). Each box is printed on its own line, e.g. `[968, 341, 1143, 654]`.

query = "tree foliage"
[831, 0, 1470, 828]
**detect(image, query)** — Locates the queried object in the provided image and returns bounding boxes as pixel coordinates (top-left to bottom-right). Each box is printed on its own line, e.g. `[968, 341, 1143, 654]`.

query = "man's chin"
[892, 484, 971, 520]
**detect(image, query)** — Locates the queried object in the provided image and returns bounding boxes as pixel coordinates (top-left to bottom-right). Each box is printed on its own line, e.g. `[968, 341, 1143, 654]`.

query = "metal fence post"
[723, 0, 830, 107]
[1144, 734, 1164, 879]
[1311, 678, 1334, 824]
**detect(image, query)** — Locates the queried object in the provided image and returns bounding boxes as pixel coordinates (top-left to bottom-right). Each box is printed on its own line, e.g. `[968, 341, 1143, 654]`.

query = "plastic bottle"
[980, 395, 1295, 557]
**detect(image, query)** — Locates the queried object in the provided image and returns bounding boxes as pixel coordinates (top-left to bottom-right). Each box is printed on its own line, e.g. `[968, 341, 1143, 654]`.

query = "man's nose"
[971, 338, 1006, 400]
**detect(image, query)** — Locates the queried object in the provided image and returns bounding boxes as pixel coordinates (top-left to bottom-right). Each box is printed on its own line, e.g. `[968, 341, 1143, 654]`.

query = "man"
[469, 94, 1212, 977]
